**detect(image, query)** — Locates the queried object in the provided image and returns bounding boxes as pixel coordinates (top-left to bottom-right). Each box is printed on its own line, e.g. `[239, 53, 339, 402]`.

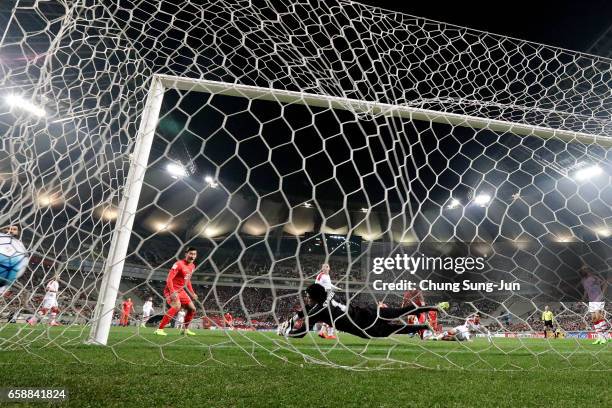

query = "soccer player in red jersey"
[155, 247, 199, 336]
[224, 312, 234, 330]
[402, 289, 429, 339]
[120, 298, 133, 327]
[402, 289, 425, 308]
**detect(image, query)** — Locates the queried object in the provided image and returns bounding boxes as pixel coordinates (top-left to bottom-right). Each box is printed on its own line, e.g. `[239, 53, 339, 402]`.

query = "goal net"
[0, 0, 610, 371]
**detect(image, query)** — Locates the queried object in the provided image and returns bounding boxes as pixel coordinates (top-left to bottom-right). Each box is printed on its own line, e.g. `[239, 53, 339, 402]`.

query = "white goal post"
[87, 77, 166, 345]
[88, 73, 611, 345]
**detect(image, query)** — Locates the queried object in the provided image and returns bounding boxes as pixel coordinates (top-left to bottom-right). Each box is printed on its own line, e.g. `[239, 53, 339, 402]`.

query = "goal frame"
[87, 73, 611, 345]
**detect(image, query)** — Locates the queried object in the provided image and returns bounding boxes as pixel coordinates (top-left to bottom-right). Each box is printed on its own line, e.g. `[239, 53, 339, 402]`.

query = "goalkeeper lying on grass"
[278, 283, 449, 339]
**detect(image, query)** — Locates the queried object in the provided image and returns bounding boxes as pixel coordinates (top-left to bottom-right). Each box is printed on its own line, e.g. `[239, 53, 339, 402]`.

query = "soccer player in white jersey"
[580, 266, 609, 345]
[141, 297, 154, 328]
[0, 224, 22, 296]
[28, 275, 61, 326]
[434, 313, 492, 343]
[315, 263, 339, 339]
[174, 309, 186, 329]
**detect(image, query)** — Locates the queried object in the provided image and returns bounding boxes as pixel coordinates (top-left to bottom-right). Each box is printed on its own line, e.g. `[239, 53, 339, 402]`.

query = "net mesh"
[0, 0, 610, 370]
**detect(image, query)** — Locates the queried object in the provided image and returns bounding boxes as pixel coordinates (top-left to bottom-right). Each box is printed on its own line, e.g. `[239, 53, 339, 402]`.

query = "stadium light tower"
[446, 199, 461, 209]
[37, 193, 61, 207]
[152, 219, 172, 232]
[574, 164, 603, 181]
[204, 175, 218, 188]
[473, 193, 491, 207]
[166, 162, 187, 179]
[100, 206, 118, 221]
[4, 94, 46, 117]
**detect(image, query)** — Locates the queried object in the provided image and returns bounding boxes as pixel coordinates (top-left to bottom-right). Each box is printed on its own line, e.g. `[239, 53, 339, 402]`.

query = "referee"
[542, 305, 554, 338]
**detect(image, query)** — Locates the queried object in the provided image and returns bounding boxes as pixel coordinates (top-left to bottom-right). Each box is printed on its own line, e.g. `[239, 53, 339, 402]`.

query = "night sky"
[354, 0, 612, 55]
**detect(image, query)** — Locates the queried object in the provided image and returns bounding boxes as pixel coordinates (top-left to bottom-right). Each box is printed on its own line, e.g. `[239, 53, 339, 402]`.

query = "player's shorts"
[164, 289, 191, 306]
[588, 302, 605, 313]
[422, 329, 434, 340]
[41, 294, 58, 309]
[544, 320, 553, 328]
[454, 328, 470, 341]
[142, 312, 151, 319]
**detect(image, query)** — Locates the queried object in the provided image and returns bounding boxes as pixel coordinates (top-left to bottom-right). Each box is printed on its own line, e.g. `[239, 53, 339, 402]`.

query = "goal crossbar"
[156, 74, 612, 148]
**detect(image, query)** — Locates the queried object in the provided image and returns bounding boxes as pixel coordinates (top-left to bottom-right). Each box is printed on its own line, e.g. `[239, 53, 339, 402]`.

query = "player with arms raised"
[28, 274, 61, 326]
[155, 247, 199, 336]
[279, 283, 448, 339]
[433, 313, 492, 343]
[315, 263, 339, 339]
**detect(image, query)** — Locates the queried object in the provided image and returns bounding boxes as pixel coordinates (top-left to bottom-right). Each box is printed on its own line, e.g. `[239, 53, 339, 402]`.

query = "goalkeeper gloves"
[278, 319, 295, 337]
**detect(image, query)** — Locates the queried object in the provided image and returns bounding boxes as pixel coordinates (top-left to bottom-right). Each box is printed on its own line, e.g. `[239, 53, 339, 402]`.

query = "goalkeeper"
[279, 283, 448, 339]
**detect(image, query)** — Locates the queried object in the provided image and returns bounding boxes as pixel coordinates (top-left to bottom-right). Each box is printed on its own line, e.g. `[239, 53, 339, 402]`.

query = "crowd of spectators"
[485, 303, 612, 332]
[128, 243, 363, 280]
[2, 252, 609, 334]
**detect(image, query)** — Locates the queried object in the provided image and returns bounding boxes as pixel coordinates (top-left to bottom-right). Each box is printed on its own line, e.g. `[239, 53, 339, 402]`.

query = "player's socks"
[327, 327, 336, 339]
[154, 329, 167, 336]
[158, 307, 179, 329]
[183, 309, 195, 329]
[432, 332, 447, 341]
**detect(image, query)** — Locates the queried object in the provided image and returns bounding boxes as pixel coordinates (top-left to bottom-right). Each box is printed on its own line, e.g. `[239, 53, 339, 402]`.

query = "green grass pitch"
[0, 325, 609, 407]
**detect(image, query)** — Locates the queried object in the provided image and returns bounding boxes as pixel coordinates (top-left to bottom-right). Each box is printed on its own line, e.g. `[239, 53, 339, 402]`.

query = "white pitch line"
[99, 342, 609, 355]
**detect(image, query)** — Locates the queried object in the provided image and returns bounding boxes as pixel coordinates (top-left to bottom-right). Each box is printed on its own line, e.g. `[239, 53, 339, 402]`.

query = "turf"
[0, 325, 609, 407]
